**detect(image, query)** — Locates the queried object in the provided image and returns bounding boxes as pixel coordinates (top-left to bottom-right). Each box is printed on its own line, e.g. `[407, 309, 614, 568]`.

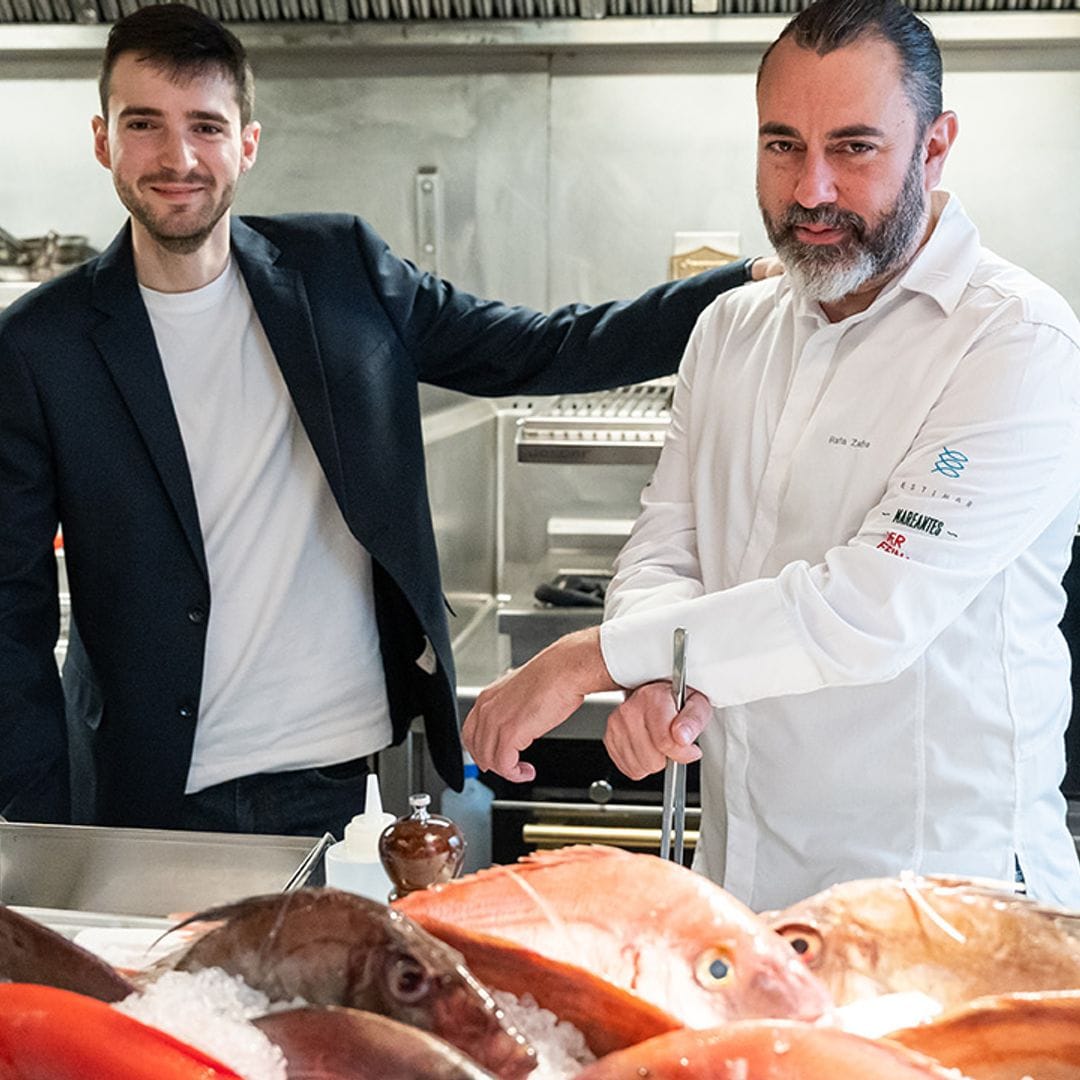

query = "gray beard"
[761, 151, 927, 304]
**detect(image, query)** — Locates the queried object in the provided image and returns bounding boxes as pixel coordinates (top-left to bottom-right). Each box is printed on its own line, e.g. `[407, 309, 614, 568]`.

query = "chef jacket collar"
[895, 191, 983, 317]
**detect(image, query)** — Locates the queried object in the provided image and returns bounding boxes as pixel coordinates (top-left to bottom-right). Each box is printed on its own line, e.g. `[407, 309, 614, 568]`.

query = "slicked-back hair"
[759, 0, 943, 136]
[98, 3, 255, 128]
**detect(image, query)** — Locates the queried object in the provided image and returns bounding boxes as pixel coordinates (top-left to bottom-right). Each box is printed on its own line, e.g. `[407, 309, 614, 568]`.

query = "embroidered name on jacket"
[891, 507, 945, 537]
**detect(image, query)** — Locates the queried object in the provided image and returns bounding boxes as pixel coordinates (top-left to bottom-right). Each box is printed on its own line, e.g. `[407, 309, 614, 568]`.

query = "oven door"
[484, 736, 701, 867]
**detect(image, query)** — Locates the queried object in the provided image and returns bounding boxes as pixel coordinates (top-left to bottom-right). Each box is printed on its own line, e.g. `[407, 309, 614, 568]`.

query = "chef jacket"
[601, 193, 1080, 911]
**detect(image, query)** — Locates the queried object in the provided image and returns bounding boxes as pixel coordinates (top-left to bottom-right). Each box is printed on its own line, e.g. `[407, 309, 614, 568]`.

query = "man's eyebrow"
[117, 105, 165, 119]
[828, 124, 886, 140]
[757, 122, 887, 140]
[115, 105, 231, 125]
[188, 110, 231, 125]
[759, 122, 800, 138]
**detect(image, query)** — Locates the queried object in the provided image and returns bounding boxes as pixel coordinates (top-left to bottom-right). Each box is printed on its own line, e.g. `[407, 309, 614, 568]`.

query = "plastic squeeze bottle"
[324, 772, 396, 902]
[440, 753, 494, 874]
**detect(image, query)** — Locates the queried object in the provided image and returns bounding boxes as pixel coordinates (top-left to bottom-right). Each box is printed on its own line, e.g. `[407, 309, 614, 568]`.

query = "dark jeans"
[176, 756, 373, 839]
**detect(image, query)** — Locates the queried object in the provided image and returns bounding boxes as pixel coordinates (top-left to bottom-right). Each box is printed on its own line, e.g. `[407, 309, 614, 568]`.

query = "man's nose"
[158, 131, 198, 173]
[792, 150, 838, 209]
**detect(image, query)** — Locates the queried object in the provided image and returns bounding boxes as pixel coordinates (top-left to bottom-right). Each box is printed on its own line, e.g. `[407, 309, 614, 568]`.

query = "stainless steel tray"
[0, 822, 323, 918]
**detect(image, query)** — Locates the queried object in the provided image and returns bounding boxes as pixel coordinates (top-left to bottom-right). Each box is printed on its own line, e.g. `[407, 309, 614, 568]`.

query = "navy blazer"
[0, 213, 750, 828]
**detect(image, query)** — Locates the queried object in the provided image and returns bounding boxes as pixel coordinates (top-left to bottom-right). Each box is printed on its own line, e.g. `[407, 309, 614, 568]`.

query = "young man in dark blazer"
[0, 3, 762, 835]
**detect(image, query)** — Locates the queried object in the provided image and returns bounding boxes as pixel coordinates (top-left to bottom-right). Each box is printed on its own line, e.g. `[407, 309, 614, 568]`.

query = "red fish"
[0, 982, 242, 1080]
[574, 1020, 973, 1079]
[765, 875, 1080, 1009]
[395, 846, 832, 1029]
[888, 989, 1080, 1080]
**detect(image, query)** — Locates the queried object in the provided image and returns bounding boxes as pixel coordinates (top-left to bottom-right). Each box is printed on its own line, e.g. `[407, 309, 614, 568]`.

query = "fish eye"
[388, 955, 432, 1003]
[775, 924, 824, 966]
[694, 946, 735, 990]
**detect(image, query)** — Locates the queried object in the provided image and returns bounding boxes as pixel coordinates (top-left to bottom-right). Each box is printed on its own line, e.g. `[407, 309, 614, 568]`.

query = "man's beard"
[115, 171, 236, 255]
[760, 151, 927, 304]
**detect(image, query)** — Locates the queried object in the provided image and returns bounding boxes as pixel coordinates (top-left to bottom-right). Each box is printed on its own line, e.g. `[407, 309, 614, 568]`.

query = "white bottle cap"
[342, 773, 396, 862]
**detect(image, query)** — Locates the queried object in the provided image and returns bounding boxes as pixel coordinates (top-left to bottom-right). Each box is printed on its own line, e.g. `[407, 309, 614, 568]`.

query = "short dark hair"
[759, 0, 943, 136]
[98, 3, 255, 128]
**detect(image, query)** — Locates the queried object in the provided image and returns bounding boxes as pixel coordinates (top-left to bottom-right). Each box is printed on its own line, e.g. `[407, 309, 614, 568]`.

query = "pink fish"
[395, 845, 832, 1028]
[574, 1020, 972, 1079]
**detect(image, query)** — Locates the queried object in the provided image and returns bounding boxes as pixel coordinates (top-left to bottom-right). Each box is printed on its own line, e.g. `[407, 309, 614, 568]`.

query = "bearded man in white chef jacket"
[464, 0, 1080, 911]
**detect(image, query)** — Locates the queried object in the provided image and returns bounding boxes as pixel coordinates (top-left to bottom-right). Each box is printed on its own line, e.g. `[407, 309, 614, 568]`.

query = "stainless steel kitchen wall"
[1, 35, 1077, 311]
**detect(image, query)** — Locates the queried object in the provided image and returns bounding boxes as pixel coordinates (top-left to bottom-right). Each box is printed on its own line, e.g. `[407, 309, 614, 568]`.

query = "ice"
[492, 989, 597, 1080]
[829, 991, 943, 1038]
[115, 969, 598, 1079]
[115, 967, 288, 1080]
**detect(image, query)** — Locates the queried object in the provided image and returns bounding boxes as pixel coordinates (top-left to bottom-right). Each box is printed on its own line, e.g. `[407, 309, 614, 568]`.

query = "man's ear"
[239, 121, 261, 175]
[92, 115, 111, 170]
[923, 110, 958, 191]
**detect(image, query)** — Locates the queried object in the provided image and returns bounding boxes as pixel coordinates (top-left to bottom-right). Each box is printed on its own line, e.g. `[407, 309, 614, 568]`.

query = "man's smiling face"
[92, 53, 259, 255]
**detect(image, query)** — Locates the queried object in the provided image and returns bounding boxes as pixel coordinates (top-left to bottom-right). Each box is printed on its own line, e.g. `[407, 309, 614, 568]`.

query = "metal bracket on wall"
[415, 166, 442, 276]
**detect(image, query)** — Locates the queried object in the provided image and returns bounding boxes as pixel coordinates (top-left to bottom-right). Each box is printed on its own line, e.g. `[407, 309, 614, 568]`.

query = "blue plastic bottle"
[441, 753, 494, 874]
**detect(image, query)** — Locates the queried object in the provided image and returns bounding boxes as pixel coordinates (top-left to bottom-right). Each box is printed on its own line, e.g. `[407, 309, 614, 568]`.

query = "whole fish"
[0, 982, 242, 1080]
[170, 887, 535, 1080]
[765, 874, 1080, 1009]
[254, 1006, 499, 1079]
[0, 902, 137, 1002]
[573, 1019, 969, 1079]
[394, 845, 832, 1028]
[888, 989, 1080, 1080]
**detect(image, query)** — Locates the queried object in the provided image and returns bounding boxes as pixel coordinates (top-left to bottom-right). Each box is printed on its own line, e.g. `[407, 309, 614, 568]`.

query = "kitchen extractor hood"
[0, 0, 1075, 25]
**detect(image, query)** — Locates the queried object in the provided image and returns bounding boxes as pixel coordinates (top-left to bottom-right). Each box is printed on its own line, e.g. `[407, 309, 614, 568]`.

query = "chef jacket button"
[187, 607, 206, 624]
[178, 704, 195, 720]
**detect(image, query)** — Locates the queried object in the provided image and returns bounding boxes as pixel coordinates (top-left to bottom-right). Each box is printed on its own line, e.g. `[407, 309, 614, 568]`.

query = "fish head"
[674, 926, 835, 1023]
[642, 874, 834, 1025]
[376, 910, 537, 1079]
[764, 879, 922, 1005]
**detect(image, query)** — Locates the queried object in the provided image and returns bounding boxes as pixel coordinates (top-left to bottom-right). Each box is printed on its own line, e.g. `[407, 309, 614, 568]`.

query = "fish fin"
[410, 914, 680, 1057]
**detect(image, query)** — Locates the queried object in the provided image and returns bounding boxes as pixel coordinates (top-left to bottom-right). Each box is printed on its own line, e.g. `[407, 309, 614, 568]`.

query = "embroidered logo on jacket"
[931, 447, 968, 479]
[891, 508, 945, 537]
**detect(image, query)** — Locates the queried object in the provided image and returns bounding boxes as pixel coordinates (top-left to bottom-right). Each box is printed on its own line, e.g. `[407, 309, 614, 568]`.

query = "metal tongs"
[659, 627, 689, 863]
[282, 831, 335, 892]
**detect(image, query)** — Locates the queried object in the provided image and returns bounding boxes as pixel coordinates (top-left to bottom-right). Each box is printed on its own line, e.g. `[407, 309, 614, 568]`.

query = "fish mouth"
[736, 957, 835, 1022]
[431, 984, 537, 1079]
[474, 1031, 538, 1080]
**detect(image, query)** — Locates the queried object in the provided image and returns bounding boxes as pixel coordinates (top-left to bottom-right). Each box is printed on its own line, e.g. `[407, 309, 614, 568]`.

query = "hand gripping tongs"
[659, 627, 689, 864]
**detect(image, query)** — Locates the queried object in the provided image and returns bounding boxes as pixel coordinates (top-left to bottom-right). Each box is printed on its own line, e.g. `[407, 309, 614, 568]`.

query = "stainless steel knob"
[588, 779, 613, 804]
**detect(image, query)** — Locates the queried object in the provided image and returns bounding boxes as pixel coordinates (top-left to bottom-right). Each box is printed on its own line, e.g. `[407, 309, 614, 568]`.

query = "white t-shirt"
[601, 193, 1080, 910]
[141, 260, 392, 792]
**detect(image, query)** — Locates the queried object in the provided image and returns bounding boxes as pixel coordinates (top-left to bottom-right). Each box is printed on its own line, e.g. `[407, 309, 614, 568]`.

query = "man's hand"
[603, 682, 712, 780]
[750, 254, 785, 281]
[463, 627, 617, 782]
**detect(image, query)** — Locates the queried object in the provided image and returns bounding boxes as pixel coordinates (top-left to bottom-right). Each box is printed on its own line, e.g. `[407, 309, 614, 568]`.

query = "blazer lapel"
[89, 225, 208, 580]
[230, 219, 347, 509]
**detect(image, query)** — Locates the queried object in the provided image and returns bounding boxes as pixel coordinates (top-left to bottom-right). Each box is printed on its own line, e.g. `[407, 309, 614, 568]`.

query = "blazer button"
[187, 607, 206, 625]
[178, 704, 195, 720]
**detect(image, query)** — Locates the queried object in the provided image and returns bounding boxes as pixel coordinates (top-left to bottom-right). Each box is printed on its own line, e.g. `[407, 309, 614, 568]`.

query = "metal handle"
[660, 627, 689, 863]
[523, 823, 698, 850]
[414, 167, 442, 275]
[281, 831, 335, 892]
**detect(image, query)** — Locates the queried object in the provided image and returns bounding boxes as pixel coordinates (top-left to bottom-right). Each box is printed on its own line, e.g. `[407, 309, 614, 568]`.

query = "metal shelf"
[0, 11, 1078, 55]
